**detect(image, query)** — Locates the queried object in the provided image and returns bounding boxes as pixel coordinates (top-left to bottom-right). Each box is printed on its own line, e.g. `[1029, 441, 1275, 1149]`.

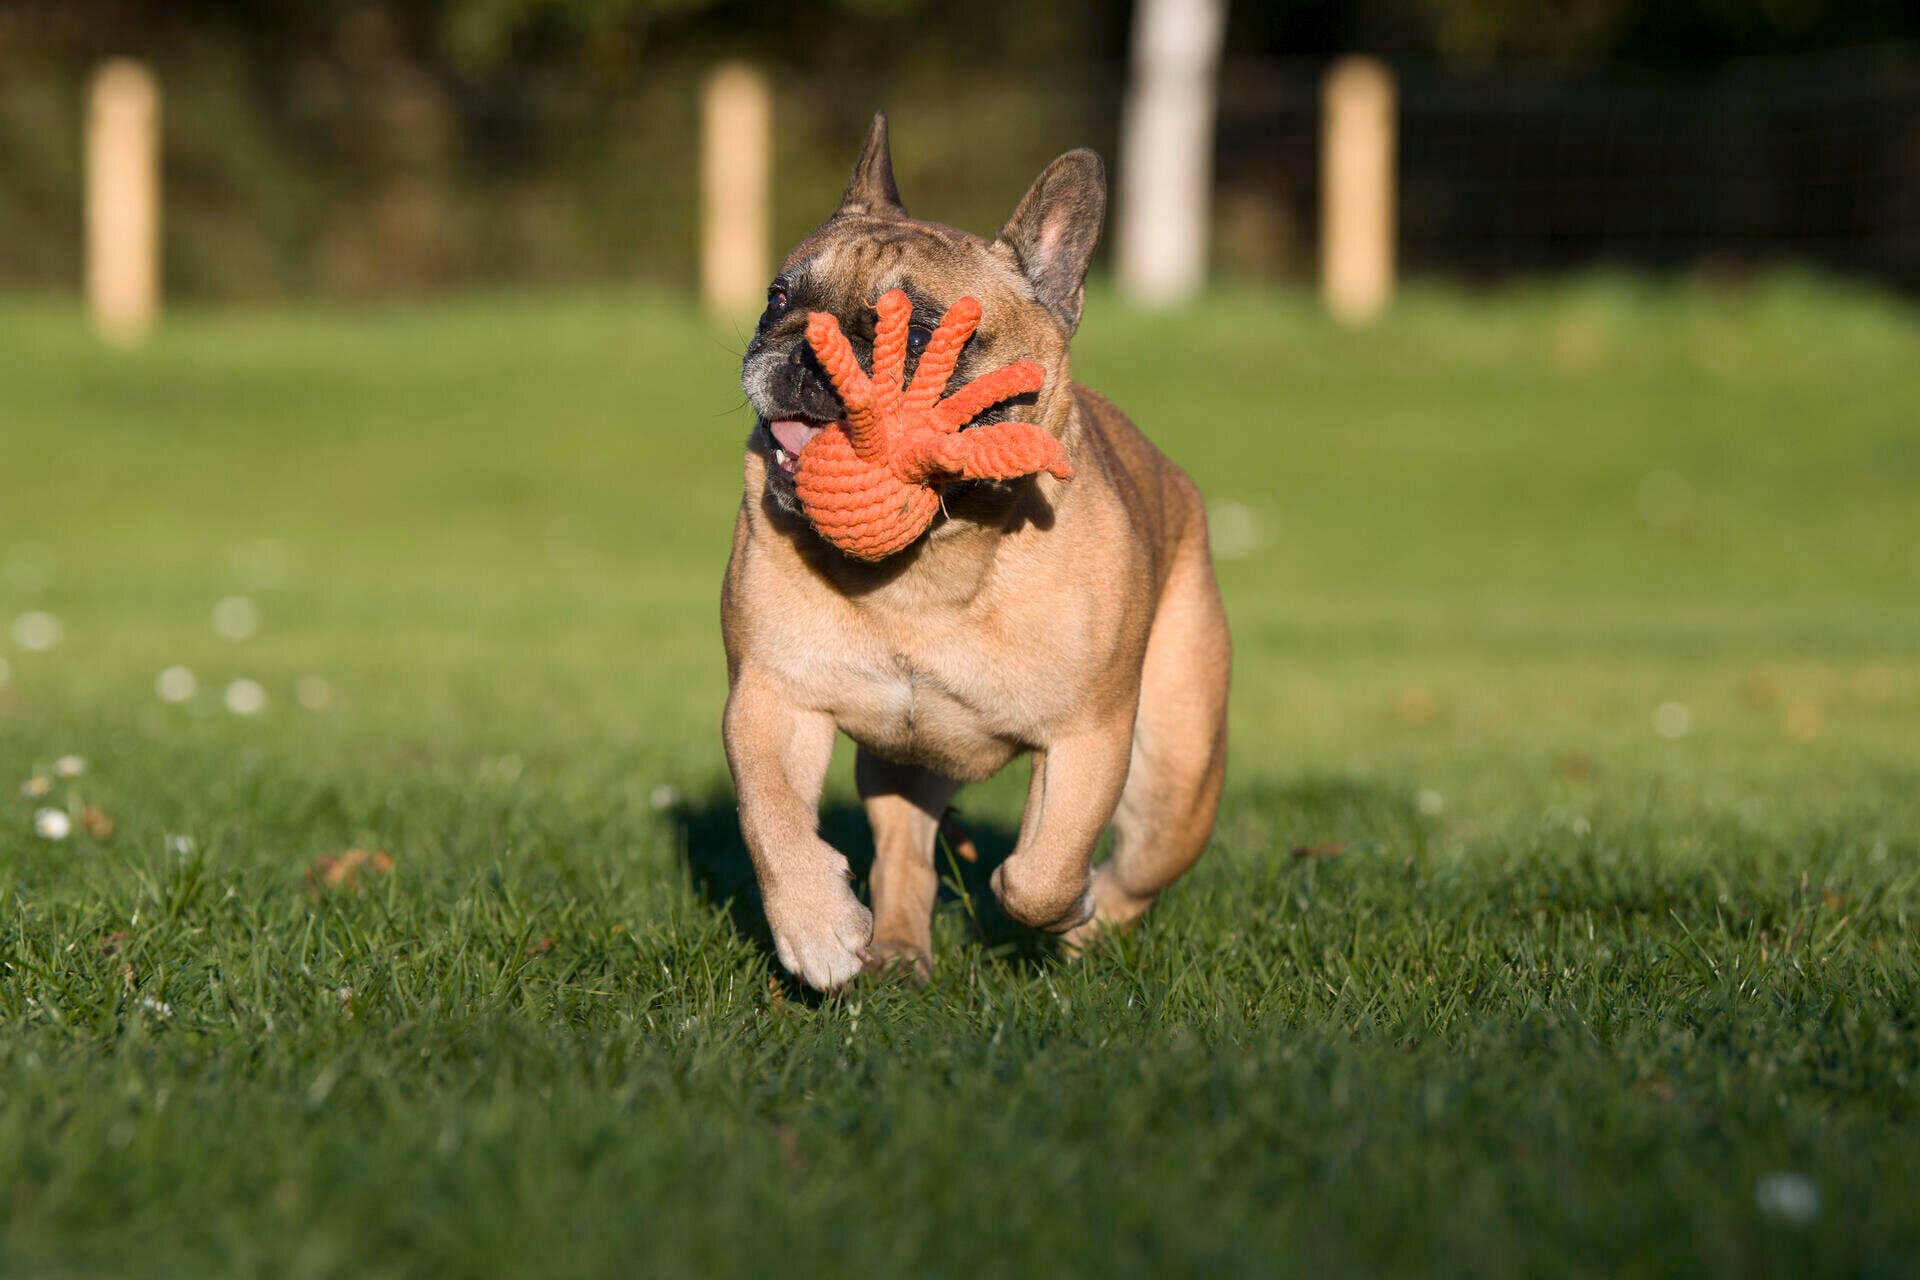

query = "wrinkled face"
[737, 116, 1106, 520]
[740, 216, 1066, 511]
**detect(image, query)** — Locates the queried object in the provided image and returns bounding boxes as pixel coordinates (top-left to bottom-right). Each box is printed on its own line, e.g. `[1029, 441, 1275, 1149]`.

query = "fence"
[1216, 50, 1920, 287]
[3, 48, 1918, 314]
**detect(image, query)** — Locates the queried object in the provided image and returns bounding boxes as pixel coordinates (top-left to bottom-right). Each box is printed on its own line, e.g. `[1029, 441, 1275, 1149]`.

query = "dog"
[722, 114, 1230, 989]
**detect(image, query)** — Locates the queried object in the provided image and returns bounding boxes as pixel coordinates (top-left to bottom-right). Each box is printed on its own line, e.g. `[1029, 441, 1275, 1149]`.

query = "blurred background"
[1, 0, 1916, 802]
[4, 0, 1920, 308]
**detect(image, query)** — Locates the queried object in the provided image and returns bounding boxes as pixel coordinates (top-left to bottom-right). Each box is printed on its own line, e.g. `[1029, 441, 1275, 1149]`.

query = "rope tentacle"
[931, 360, 1045, 432]
[903, 296, 981, 412]
[804, 311, 885, 460]
[795, 297, 1070, 562]
[869, 290, 912, 421]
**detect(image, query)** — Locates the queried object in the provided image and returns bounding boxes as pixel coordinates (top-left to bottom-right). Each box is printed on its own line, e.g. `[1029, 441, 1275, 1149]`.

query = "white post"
[1320, 57, 1396, 326]
[87, 59, 161, 346]
[1116, 0, 1227, 306]
[700, 62, 771, 318]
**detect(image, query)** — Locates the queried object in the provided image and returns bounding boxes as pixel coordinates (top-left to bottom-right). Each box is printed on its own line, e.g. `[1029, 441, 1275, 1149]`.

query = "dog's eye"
[760, 286, 789, 328]
[906, 324, 932, 355]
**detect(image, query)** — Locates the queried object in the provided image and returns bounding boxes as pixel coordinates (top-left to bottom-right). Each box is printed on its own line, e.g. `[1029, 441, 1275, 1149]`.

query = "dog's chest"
[795, 615, 1047, 780]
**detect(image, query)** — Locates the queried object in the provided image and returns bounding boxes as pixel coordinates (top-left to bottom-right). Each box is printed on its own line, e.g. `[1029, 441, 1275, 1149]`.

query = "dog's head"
[741, 114, 1105, 515]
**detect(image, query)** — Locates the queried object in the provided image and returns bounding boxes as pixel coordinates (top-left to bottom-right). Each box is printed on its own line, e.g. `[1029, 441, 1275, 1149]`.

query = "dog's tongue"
[769, 418, 826, 457]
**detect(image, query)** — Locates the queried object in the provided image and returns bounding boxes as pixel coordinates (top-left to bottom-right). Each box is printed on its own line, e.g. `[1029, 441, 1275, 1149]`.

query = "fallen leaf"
[939, 809, 979, 863]
[308, 848, 395, 894]
[526, 935, 555, 958]
[1743, 664, 1781, 710]
[97, 930, 128, 956]
[1554, 751, 1594, 782]
[79, 805, 115, 839]
[1783, 699, 1825, 742]
[1291, 842, 1346, 860]
[1394, 685, 1438, 725]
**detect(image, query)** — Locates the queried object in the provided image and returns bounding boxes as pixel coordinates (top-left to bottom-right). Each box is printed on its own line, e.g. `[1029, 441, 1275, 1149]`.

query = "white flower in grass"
[22, 776, 52, 798]
[1652, 701, 1692, 739]
[212, 595, 261, 641]
[34, 808, 72, 840]
[12, 611, 61, 651]
[139, 995, 173, 1019]
[54, 755, 86, 778]
[1755, 1172, 1819, 1225]
[224, 678, 267, 716]
[1416, 788, 1445, 816]
[649, 784, 681, 811]
[156, 665, 198, 703]
[296, 675, 334, 711]
[166, 834, 195, 857]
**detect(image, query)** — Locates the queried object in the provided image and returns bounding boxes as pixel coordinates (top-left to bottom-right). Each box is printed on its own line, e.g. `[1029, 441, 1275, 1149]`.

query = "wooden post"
[87, 60, 161, 346]
[1320, 57, 1396, 326]
[700, 62, 771, 318]
[1117, 0, 1228, 306]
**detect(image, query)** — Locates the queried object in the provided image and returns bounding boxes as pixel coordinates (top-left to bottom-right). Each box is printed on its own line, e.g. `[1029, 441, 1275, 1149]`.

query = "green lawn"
[2, 276, 1917, 1277]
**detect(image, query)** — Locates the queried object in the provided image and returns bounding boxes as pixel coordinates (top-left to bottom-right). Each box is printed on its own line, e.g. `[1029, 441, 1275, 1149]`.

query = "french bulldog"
[723, 114, 1229, 989]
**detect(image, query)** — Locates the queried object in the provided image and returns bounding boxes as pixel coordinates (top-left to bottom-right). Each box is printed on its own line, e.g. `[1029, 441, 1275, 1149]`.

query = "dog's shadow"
[668, 789, 1059, 981]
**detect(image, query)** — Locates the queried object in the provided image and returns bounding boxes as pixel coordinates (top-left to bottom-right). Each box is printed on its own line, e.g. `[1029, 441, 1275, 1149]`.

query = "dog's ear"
[995, 149, 1106, 336]
[837, 112, 906, 219]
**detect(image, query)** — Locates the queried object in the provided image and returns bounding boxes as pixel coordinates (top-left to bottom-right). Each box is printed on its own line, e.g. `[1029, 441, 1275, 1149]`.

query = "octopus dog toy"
[777, 289, 1073, 561]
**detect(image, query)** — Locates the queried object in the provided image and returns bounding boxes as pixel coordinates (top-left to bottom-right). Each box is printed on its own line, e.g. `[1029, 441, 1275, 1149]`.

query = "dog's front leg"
[723, 668, 872, 989]
[990, 713, 1137, 932]
[855, 749, 962, 983]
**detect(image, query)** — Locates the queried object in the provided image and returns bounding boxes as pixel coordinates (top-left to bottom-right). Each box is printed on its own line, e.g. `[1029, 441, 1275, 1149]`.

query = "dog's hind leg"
[1068, 533, 1230, 949]
[855, 748, 961, 983]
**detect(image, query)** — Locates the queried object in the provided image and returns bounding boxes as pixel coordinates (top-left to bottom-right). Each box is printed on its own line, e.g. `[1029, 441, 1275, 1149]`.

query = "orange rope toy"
[792, 290, 1073, 561]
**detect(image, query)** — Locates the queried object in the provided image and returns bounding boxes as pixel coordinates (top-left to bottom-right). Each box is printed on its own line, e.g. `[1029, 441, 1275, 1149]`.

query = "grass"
[2, 274, 1918, 1278]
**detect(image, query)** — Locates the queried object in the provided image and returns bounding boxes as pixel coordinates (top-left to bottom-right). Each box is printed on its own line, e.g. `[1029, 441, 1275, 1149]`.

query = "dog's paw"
[765, 871, 873, 992]
[990, 857, 1095, 933]
[862, 939, 932, 986]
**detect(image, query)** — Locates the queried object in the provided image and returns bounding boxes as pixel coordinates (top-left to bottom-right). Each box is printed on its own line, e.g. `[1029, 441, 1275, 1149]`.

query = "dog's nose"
[787, 336, 833, 386]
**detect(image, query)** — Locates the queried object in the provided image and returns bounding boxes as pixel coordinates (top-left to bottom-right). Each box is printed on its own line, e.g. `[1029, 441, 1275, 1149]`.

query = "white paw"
[766, 877, 873, 992]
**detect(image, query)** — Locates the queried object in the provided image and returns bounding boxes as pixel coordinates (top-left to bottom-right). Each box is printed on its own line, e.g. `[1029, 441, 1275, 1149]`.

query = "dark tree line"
[5, 0, 1916, 77]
